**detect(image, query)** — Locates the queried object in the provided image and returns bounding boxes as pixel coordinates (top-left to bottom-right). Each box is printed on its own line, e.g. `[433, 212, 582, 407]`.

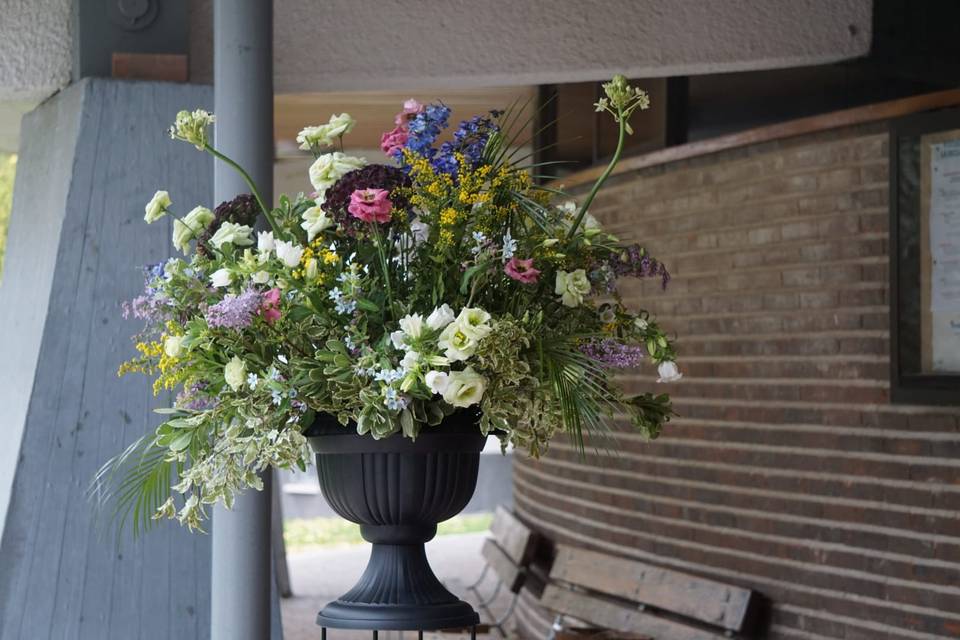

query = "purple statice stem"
[579, 338, 645, 368]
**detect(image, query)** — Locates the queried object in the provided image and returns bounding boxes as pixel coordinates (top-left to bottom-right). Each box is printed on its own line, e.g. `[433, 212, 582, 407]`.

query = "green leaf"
[288, 306, 313, 322]
[168, 430, 194, 452]
[460, 261, 491, 295]
[400, 409, 416, 438]
[357, 298, 380, 313]
[153, 408, 185, 416]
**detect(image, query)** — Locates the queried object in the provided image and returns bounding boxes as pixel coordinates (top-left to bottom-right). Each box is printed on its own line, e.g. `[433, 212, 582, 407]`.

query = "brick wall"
[513, 123, 960, 639]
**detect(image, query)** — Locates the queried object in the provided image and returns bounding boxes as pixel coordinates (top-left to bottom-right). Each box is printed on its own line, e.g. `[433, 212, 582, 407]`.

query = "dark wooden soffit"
[558, 89, 960, 189]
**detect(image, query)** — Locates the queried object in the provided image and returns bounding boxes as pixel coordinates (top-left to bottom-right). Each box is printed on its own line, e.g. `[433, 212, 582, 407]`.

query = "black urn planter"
[306, 411, 486, 631]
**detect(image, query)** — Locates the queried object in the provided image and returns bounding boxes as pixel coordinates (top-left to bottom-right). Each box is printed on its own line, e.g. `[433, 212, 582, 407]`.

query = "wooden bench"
[540, 545, 756, 640]
[443, 507, 541, 637]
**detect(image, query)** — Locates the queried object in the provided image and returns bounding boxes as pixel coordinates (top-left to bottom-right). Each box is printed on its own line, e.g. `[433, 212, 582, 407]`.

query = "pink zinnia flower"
[395, 99, 424, 127]
[380, 125, 409, 156]
[504, 257, 540, 284]
[259, 287, 282, 324]
[348, 189, 393, 224]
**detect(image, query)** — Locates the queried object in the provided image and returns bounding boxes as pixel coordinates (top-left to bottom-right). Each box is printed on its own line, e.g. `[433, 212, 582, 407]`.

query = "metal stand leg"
[372, 631, 379, 640]
[465, 564, 490, 591]
[471, 625, 477, 639]
[321, 628, 326, 640]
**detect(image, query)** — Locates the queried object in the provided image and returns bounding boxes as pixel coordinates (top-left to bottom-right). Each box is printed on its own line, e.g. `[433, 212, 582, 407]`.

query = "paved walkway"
[281, 533, 488, 640]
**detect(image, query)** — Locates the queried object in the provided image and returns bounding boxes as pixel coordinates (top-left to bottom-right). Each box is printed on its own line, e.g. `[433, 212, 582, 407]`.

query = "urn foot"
[316, 542, 479, 631]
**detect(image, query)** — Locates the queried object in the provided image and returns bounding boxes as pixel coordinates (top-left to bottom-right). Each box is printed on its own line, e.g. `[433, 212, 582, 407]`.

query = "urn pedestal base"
[315, 539, 479, 631]
[308, 412, 486, 632]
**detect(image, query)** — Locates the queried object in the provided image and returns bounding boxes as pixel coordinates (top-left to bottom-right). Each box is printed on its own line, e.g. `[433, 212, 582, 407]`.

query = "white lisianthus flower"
[438, 309, 490, 362]
[275, 240, 304, 268]
[555, 269, 591, 307]
[163, 335, 185, 358]
[144, 190, 171, 223]
[400, 350, 420, 372]
[296, 126, 325, 150]
[455, 307, 492, 339]
[251, 270, 271, 284]
[210, 268, 232, 288]
[297, 113, 356, 150]
[324, 112, 356, 138]
[657, 361, 683, 383]
[441, 367, 488, 408]
[390, 330, 407, 350]
[224, 356, 247, 392]
[257, 231, 275, 254]
[172, 206, 215, 254]
[209, 222, 254, 249]
[309, 152, 366, 194]
[634, 317, 649, 331]
[304, 258, 318, 280]
[426, 304, 455, 330]
[301, 205, 334, 241]
[425, 370, 450, 395]
[438, 323, 476, 361]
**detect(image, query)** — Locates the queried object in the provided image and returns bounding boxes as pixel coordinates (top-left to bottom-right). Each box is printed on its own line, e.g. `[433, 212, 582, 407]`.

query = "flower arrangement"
[98, 76, 681, 533]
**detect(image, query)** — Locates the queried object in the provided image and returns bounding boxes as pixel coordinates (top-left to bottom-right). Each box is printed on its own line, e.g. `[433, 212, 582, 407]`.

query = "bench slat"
[490, 506, 537, 565]
[481, 538, 524, 592]
[550, 545, 751, 632]
[541, 584, 729, 640]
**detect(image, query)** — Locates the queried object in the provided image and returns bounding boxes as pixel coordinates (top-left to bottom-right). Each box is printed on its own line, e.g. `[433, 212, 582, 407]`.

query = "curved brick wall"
[513, 123, 960, 639]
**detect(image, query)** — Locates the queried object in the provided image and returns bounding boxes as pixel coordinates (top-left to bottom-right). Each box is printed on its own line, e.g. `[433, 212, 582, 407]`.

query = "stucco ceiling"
[0, 0, 873, 152]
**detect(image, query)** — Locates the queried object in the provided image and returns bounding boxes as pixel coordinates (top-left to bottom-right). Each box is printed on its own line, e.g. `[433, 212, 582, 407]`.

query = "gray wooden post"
[209, 2, 276, 639]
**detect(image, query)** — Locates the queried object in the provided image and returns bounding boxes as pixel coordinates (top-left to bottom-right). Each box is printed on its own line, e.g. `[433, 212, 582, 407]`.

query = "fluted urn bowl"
[307, 411, 486, 631]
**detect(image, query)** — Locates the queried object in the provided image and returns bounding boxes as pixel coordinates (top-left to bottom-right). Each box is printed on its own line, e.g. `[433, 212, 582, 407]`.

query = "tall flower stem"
[370, 223, 395, 319]
[564, 112, 626, 243]
[204, 143, 285, 239]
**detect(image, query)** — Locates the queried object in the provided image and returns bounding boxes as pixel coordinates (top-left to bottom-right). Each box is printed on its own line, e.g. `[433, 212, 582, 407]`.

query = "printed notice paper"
[928, 139, 960, 371]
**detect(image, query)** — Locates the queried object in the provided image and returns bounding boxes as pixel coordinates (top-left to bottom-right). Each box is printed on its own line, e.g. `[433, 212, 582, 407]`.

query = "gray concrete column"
[0, 78, 213, 640]
[210, 2, 275, 640]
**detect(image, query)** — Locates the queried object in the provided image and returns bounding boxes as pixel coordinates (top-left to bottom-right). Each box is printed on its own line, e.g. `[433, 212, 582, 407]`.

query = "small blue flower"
[383, 388, 408, 411]
[335, 298, 357, 315]
[246, 372, 259, 390]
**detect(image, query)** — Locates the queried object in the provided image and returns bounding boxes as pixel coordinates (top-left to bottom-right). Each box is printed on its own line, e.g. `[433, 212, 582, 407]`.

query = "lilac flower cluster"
[204, 288, 262, 330]
[122, 263, 172, 323]
[579, 338, 645, 368]
[433, 111, 501, 175]
[607, 244, 671, 290]
[176, 381, 218, 411]
[403, 102, 451, 161]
